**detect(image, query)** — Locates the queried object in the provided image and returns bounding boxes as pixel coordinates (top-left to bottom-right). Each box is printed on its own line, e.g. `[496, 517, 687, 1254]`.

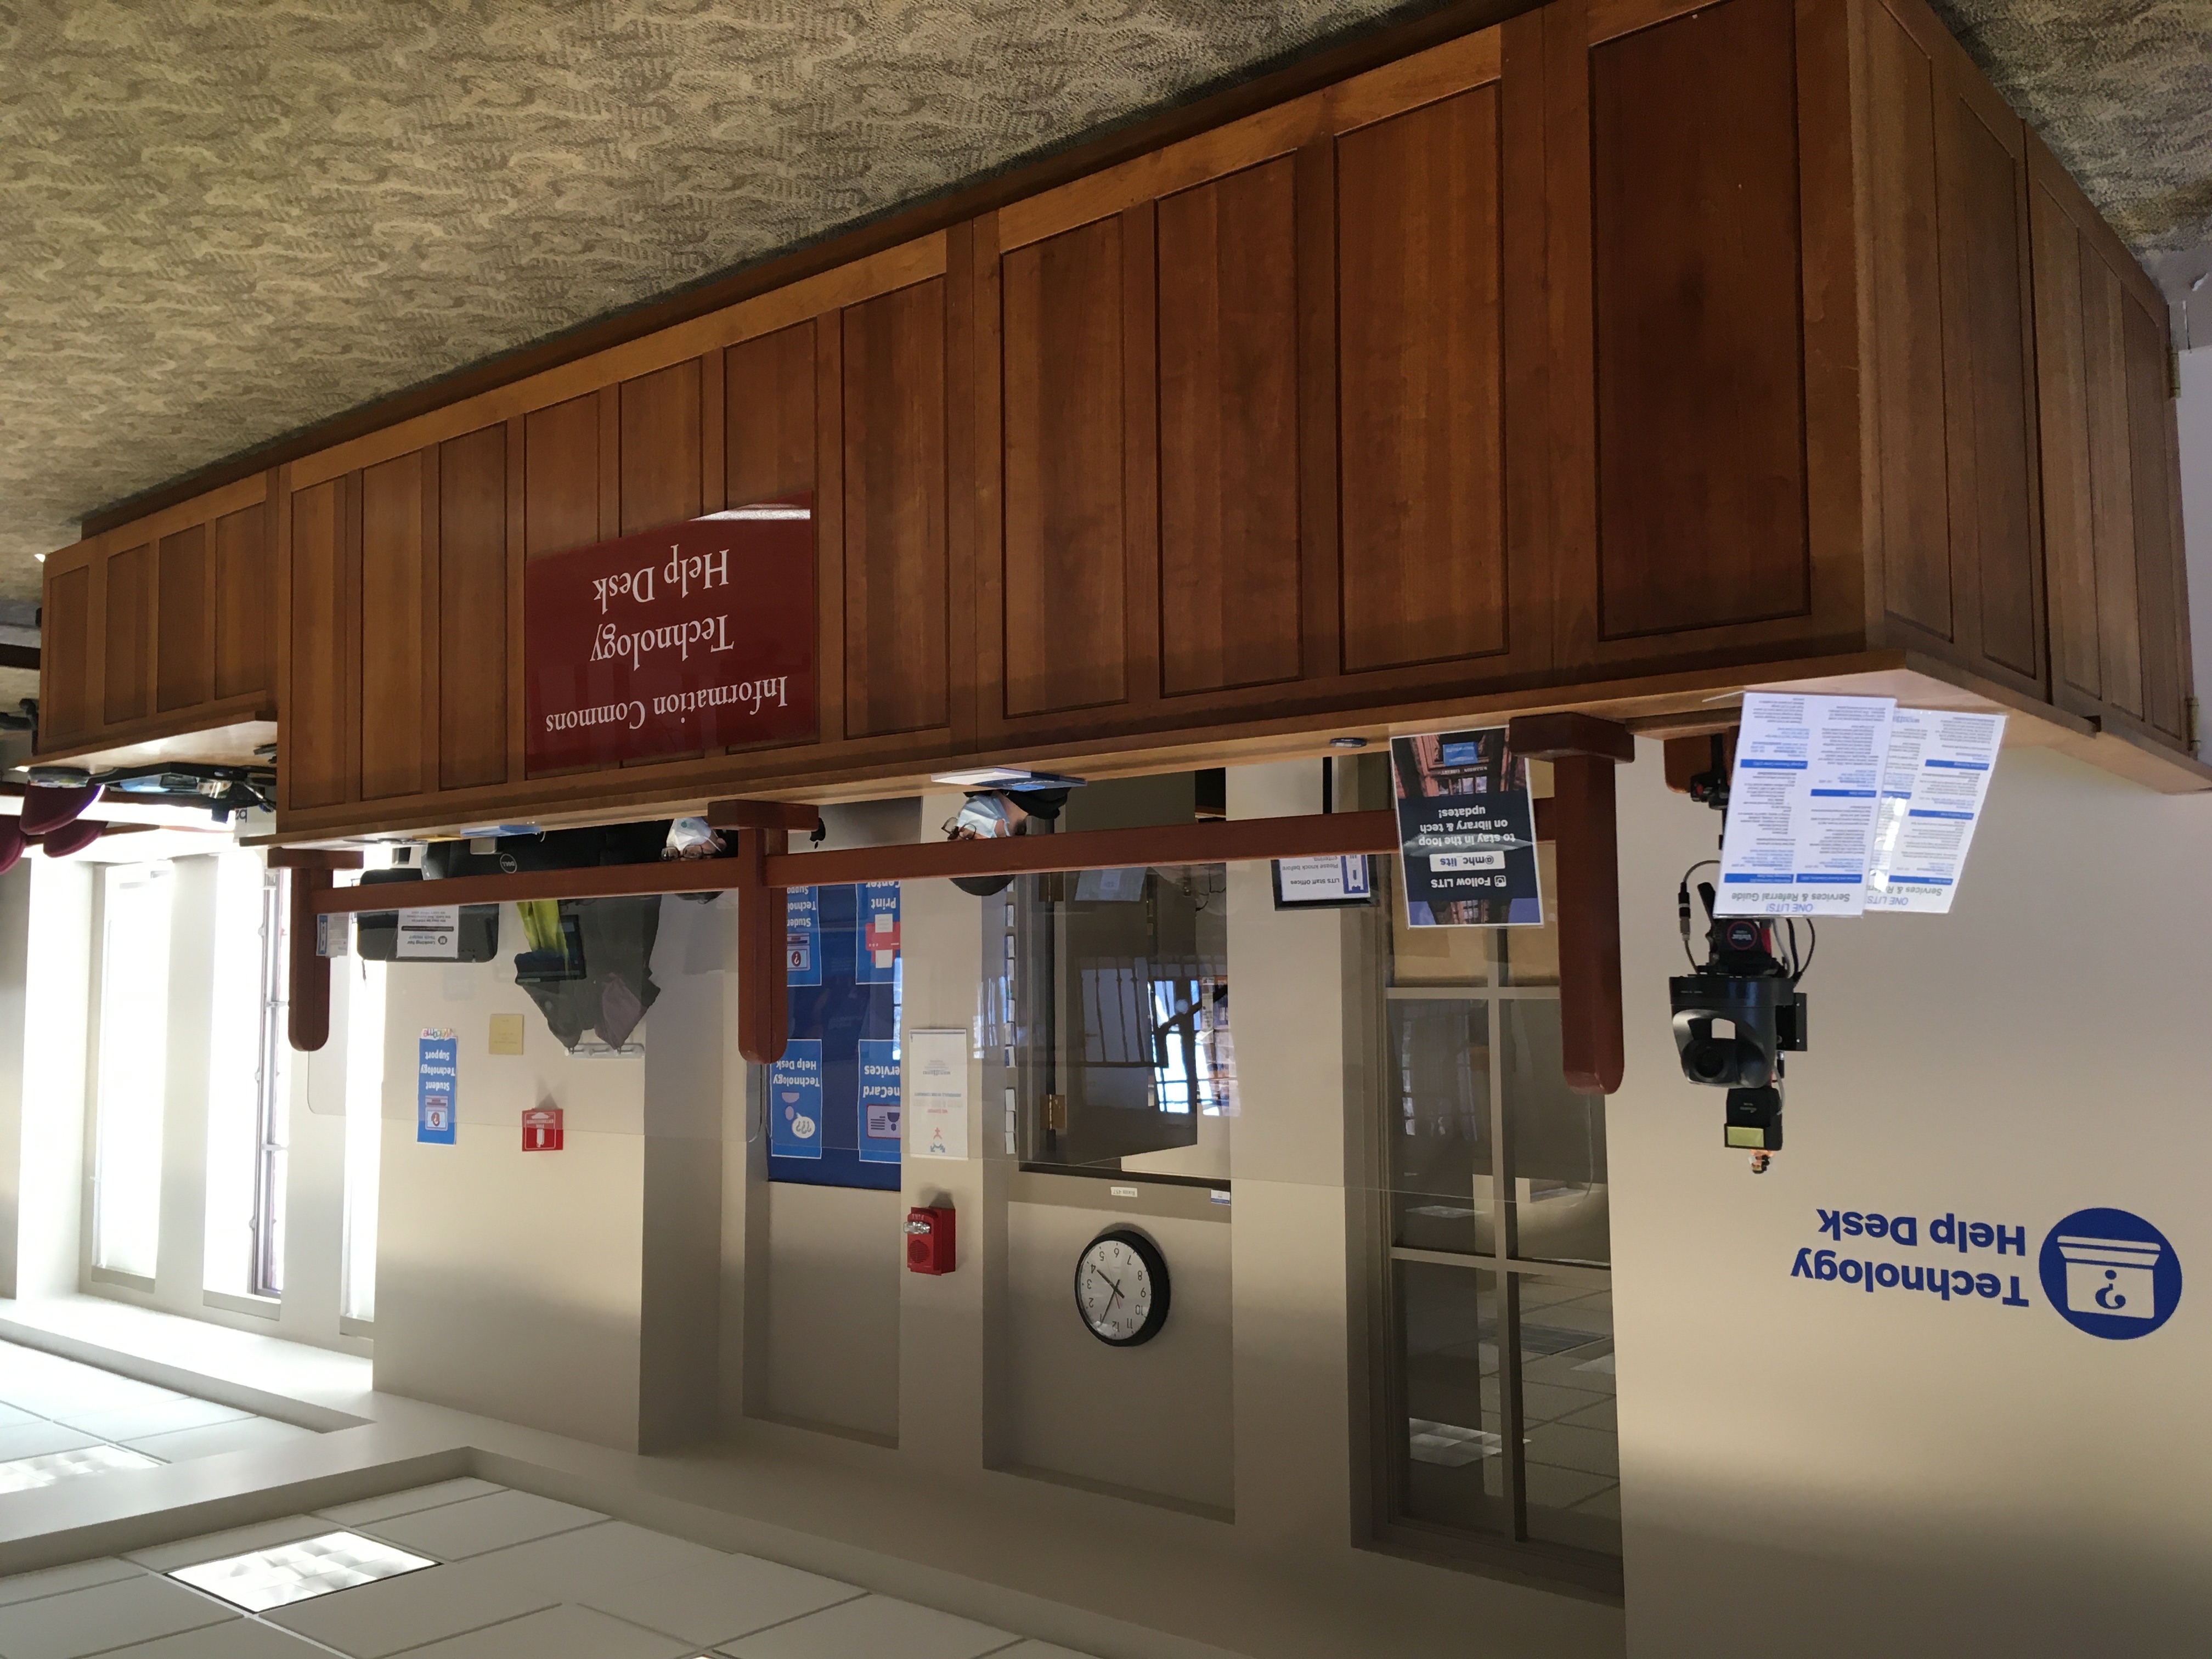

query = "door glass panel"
[1517, 1278, 1619, 1556]
[1386, 998, 1493, 1255]
[1395, 1259, 1506, 1536]
[1501, 999, 1610, 1267]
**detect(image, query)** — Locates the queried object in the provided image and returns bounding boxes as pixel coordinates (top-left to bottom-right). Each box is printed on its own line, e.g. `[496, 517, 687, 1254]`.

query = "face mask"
[946, 793, 1014, 840]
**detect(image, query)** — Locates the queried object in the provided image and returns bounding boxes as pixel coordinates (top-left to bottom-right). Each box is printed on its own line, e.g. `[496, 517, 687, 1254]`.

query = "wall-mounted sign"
[523, 492, 816, 773]
[397, 905, 460, 960]
[1389, 730, 1543, 927]
[785, 885, 821, 987]
[1272, 854, 1375, 910]
[857, 882, 900, 983]
[909, 1029, 970, 1160]
[521, 1106, 564, 1152]
[1786, 1200, 2182, 1340]
[768, 1037, 824, 1159]
[417, 1029, 457, 1144]
[859, 1037, 901, 1164]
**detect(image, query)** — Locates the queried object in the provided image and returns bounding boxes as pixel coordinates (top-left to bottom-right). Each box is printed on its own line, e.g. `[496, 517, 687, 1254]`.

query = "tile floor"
[0, 1341, 317, 1496]
[0, 1479, 1103, 1658]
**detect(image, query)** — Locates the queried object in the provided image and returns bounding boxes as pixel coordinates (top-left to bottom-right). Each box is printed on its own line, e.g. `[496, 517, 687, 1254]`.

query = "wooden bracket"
[707, 799, 821, 834]
[268, 848, 363, 1054]
[733, 827, 791, 1065]
[1510, 714, 1634, 1094]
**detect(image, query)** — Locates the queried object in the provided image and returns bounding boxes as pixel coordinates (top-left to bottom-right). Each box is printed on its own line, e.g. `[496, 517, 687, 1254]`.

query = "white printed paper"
[1865, 708, 2005, 913]
[908, 1028, 970, 1160]
[1717, 692, 1895, 917]
[396, 905, 461, 960]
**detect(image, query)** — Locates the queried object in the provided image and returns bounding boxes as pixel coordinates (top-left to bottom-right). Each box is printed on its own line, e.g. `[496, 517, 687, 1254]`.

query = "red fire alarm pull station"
[522, 1107, 565, 1152]
[906, 1205, 955, 1274]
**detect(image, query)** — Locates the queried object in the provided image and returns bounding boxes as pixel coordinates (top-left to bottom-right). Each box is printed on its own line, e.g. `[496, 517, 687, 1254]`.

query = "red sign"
[522, 1107, 564, 1152]
[524, 492, 816, 772]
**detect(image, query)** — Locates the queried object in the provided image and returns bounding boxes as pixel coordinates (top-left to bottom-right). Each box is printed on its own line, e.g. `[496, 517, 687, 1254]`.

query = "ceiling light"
[697, 507, 811, 521]
[0, 1446, 157, 1492]
[1329, 736, 1369, 749]
[168, 1531, 435, 1612]
[929, 767, 1085, 789]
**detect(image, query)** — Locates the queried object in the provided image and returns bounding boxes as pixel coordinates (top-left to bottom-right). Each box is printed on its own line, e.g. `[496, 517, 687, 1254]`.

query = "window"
[342, 942, 386, 1323]
[1369, 849, 1620, 1585]
[250, 871, 288, 1297]
[996, 865, 1233, 1184]
[92, 862, 176, 1279]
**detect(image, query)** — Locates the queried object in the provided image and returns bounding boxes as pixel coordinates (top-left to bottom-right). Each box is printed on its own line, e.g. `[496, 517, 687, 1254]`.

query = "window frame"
[1359, 872, 1623, 1601]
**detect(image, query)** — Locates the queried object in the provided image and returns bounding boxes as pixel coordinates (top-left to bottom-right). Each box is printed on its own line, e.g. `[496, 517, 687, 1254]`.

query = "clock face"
[1075, 1228, 1170, 1347]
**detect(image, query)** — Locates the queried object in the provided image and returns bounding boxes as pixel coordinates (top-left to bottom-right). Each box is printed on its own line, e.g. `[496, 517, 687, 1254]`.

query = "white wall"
[1613, 741, 2212, 1656]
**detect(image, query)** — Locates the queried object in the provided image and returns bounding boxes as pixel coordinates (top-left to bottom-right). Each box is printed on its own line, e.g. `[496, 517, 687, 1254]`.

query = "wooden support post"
[268, 848, 364, 1053]
[1509, 713, 1635, 1095]
[733, 826, 790, 1065]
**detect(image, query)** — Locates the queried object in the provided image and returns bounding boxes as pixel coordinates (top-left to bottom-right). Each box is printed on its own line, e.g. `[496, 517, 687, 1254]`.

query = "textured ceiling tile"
[0, 0, 2203, 601]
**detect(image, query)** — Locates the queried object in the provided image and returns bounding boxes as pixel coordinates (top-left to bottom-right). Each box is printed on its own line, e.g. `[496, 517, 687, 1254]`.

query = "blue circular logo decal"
[2039, 1209, 2182, 1339]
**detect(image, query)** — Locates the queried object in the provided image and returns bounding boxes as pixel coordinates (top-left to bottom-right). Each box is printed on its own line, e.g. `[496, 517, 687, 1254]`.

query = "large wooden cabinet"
[36, 0, 2201, 826]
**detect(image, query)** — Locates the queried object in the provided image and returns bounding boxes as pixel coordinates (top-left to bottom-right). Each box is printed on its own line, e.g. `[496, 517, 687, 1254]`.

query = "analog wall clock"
[1074, 1227, 1170, 1347]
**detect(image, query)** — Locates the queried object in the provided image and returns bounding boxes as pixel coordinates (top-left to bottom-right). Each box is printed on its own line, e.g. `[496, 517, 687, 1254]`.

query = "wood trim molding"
[287, 235, 948, 492]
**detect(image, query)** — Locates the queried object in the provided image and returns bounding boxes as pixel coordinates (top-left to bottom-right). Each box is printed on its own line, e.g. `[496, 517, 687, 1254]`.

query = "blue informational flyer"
[858, 1037, 901, 1163]
[856, 882, 900, 984]
[1390, 729, 1543, 927]
[785, 885, 822, 986]
[768, 1038, 825, 1159]
[416, 1030, 457, 1144]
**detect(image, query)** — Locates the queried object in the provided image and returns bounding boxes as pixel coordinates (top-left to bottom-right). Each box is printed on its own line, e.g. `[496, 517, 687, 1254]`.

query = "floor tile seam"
[292, 1581, 566, 1659]
[0, 1560, 156, 1611]
[679, 1581, 873, 1649]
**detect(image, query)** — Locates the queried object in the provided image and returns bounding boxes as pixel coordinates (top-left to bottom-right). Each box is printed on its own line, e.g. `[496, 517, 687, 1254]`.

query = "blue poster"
[768, 1037, 825, 1159]
[785, 885, 822, 987]
[859, 1037, 901, 1163]
[416, 1030, 457, 1144]
[856, 882, 900, 984]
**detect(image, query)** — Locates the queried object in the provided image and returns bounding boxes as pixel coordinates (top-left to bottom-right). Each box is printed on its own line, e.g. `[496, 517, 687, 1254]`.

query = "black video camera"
[1669, 893, 1808, 1159]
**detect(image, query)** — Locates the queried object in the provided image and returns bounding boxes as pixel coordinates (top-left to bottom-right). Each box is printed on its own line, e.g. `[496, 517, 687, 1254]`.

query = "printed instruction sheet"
[1717, 692, 1895, 916]
[1865, 708, 2006, 912]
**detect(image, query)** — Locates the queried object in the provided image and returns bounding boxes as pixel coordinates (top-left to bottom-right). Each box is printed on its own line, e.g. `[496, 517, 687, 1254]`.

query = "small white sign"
[1864, 708, 2005, 913]
[1272, 854, 1375, 909]
[397, 905, 462, 960]
[1717, 692, 1895, 917]
[907, 1028, 970, 1160]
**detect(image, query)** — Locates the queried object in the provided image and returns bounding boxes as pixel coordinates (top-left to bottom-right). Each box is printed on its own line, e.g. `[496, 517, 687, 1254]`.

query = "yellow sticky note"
[488, 1014, 524, 1056]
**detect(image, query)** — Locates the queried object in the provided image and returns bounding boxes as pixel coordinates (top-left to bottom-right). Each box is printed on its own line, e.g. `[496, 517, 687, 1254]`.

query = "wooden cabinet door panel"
[1337, 86, 1506, 673]
[727, 322, 817, 504]
[524, 394, 601, 560]
[2077, 246, 2143, 720]
[212, 505, 269, 700]
[44, 563, 91, 744]
[619, 358, 703, 535]
[843, 279, 949, 738]
[1934, 86, 2040, 686]
[101, 543, 153, 728]
[1588, 0, 1809, 640]
[1158, 157, 1302, 695]
[155, 524, 210, 714]
[440, 424, 509, 791]
[288, 480, 352, 809]
[1863, 0, 2045, 695]
[359, 452, 431, 800]
[1002, 215, 1128, 715]
[2030, 185, 2102, 709]
[2124, 295, 2188, 743]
